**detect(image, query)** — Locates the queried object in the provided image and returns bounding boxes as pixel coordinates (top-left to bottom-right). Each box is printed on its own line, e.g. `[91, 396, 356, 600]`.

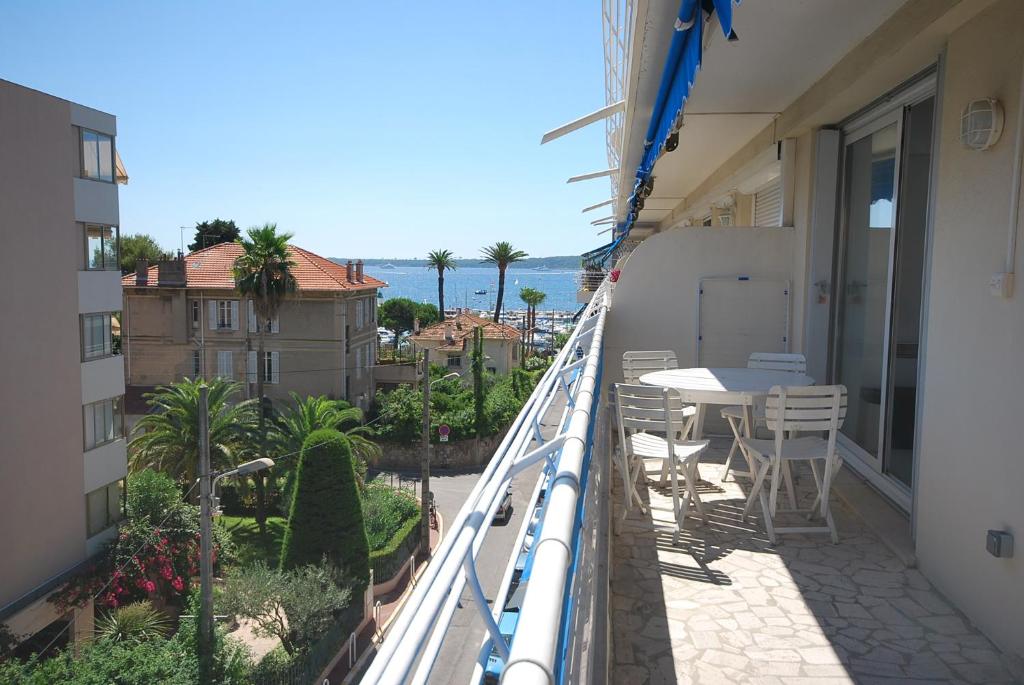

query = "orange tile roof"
[412, 310, 521, 349]
[121, 242, 385, 292]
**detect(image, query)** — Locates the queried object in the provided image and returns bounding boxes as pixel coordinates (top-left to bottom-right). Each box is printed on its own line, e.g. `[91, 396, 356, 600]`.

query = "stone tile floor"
[610, 439, 1023, 684]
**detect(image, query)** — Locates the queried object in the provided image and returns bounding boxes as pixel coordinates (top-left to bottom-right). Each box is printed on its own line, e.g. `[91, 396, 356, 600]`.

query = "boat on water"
[532, 265, 549, 271]
[379, 263, 398, 269]
[474, 289, 487, 295]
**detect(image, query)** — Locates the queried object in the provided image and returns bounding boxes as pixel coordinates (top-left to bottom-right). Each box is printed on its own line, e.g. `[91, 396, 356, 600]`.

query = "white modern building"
[0, 80, 127, 655]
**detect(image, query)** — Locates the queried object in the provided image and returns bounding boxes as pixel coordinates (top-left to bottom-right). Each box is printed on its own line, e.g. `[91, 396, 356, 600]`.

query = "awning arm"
[540, 100, 624, 145]
[567, 168, 618, 184]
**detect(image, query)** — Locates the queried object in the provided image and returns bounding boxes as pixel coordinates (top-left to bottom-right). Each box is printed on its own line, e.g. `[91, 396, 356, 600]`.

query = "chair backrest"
[614, 383, 690, 441]
[764, 385, 847, 435]
[748, 352, 807, 374]
[622, 350, 678, 384]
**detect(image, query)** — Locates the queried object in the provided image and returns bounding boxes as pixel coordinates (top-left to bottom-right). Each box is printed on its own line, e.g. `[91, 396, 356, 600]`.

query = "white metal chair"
[623, 350, 698, 481]
[721, 352, 808, 486]
[614, 383, 709, 543]
[740, 384, 847, 544]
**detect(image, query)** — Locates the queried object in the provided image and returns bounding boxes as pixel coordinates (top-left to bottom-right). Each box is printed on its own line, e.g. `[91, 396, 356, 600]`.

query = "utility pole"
[198, 384, 213, 678]
[420, 349, 431, 549]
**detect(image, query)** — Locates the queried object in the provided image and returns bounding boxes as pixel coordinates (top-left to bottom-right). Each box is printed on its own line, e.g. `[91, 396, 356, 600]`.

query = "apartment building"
[411, 309, 521, 378]
[121, 245, 383, 418]
[0, 80, 127, 653]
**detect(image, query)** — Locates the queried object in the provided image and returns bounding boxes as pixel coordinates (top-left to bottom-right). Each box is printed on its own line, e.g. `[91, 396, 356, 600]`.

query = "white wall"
[81, 354, 125, 404]
[77, 270, 122, 313]
[605, 226, 796, 386]
[73, 177, 119, 225]
[914, 0, 1024, 658]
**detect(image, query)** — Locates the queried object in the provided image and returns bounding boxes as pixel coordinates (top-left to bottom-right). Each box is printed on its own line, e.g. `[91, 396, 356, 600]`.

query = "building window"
[345, 325, 350, 354]
[86, 480, 124, 537]
[447, 355, 462, 368]
[209, 300, 238, 330]
[84, 396, 124, 450]
[191, 301, 200, 329]
[84, 224, 119, 270]
[487, 366, 497, 374]
[82, 313, 113, 360]
[701, 215, 713, 227]
[193, 349, 202, 379]
[356, 347, 363, 380]
[247, 300, 279, 334]
[217, 350, 233, 379]
[248, 351, 279, 384]
[356, 299, 365, 329]
[80, 128, 114, 182]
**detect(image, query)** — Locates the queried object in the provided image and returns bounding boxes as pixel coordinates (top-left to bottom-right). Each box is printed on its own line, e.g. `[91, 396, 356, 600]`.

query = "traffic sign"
[439, 424, 450, 442]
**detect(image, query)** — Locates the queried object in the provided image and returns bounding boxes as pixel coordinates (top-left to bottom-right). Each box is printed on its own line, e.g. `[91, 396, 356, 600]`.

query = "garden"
[0, 381, 423, 685]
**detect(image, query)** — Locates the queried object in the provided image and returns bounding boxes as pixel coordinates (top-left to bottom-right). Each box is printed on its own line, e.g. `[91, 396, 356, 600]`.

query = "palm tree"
[233, 223, 296, 533]
[129, 378, 257, 487]
[425, 249, 457, 320]
[519, 287, 547, 353]
[271, 394, 381, 497]
[480, 242, 528, 323]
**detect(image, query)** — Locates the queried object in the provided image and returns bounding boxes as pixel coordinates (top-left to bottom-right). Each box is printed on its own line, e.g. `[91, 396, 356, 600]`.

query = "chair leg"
[768, 458, 782, 517]
[684, 458, 707, 522]
[782, 461, 798, 510]
[668, 457, 683, 546]
[722, 415, 742, 481]
[807, 458, 823, 519]
[744, 456, 770, 520]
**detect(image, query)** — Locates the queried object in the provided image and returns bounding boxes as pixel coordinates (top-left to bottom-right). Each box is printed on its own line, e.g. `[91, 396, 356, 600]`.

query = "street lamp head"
[234, 458, 275, 476]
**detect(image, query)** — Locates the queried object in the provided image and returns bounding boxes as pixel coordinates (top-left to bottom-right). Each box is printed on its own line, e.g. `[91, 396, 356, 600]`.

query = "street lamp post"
[420, 358, 462, 549]
[197, 383, 274, 675]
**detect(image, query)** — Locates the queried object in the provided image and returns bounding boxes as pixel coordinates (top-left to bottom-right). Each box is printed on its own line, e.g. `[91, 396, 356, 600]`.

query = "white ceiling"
[623, 0, 909, 224]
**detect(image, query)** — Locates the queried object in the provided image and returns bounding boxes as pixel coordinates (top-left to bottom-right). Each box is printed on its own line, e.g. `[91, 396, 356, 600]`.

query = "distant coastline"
[329, 255, 581, 271]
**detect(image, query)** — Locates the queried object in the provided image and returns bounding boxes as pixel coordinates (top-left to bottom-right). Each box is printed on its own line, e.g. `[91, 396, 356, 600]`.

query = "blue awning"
[619, 0, 739, 236]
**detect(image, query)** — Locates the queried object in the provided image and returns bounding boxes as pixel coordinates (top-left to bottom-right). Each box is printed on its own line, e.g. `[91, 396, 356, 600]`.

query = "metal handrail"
[360, 279, 611, 684]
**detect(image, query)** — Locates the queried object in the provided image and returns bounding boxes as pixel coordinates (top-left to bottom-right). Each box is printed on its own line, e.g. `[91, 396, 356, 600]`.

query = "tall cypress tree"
[472, 326, 486, 438]
[280, 429, 370, 588]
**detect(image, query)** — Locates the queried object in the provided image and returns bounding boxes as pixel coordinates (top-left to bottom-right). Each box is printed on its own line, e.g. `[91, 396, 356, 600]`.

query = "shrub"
[280, 430, 370, 587]
[219, 562, 353, 656]
[362, 482, 419, 551]
[94, 601, 171, 642]
[126, 469, 183, 524]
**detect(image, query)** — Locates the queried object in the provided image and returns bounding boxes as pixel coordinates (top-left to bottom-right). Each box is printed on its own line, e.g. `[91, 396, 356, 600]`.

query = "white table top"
[638, 367, 815, 405]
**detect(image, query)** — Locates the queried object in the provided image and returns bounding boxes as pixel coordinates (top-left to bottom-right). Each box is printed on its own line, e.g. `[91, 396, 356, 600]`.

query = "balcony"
[609, 440, 1018, 683]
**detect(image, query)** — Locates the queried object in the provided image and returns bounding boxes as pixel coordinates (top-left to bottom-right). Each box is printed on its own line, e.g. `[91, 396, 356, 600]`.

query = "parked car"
[493, 485, 513, 523]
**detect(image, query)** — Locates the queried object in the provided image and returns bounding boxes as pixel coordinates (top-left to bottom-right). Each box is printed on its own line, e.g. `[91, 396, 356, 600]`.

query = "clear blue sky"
[1, 1, 612, 259]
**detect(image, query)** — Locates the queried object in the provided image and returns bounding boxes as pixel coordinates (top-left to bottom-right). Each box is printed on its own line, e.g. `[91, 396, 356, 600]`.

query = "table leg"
[692, 403, 707, 440]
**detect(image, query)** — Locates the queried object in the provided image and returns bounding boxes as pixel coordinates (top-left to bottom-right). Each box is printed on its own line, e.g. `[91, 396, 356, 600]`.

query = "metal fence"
[370, 519, 422, 583]
[360, 278, 611, 684]
[250, 602, 362, 685]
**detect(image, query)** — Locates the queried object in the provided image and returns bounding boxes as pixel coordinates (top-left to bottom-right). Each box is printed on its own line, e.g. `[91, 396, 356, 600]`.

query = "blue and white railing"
[360, 280, 611, 685]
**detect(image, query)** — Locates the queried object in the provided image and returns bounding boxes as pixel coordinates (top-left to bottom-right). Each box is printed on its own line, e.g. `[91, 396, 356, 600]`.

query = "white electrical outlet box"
[989, 272, 1014, 298]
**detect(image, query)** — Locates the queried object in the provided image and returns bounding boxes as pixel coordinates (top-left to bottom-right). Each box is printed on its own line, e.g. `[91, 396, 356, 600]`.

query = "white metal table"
[639, 367, 815, 478]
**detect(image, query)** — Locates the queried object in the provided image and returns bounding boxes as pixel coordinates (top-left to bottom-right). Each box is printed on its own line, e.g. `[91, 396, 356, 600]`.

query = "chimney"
[346, 260, 354, 282]
[413, 317, 420, 335]
[355, 259, 364, 282]
[136, 259, 149, 285]
[445, 323, 454, 343]
[157, 253, 186, 287]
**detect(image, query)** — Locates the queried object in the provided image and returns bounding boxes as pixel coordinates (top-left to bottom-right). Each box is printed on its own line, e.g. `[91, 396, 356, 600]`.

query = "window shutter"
[270, 351, 280, 384]
[247, 351, 257, 383]
[247, 300, 257, 333]
[218, 351, 233, 379]
[356, 347, 362, 380]
[271, 314, 279, 334]
[230, 301, 240, 330]
[208, 301, 218, 330]
[754, 178, 783, 227]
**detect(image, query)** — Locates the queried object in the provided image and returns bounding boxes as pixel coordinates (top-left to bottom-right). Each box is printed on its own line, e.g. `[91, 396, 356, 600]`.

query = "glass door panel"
[834, 122, 899, 460]
[884, 96, 934, 487]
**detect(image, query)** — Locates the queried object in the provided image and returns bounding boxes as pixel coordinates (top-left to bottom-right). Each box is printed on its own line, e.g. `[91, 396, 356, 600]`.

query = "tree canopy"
[378, 297, 440, 342]
[279, 430, 370, 588]
[119, 234, 169, 274]
[189, 218, 240, 252]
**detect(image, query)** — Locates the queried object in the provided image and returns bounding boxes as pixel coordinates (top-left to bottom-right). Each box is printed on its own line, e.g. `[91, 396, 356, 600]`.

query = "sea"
[365, 265, 580, 314]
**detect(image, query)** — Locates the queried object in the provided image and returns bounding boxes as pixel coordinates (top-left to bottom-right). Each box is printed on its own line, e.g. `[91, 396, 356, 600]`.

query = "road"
[425, 457, 544, 684]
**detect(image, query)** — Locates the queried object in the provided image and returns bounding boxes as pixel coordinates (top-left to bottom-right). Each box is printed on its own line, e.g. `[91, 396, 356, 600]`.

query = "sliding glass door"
[832, 86, 935, 499]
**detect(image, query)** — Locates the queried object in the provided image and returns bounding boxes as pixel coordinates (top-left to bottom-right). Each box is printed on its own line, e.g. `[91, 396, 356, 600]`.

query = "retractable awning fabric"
[620, 0, 739, 234]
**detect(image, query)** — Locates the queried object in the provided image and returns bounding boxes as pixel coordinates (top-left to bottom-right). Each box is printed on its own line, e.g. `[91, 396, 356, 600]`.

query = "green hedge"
[369, 515, 422, 583]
